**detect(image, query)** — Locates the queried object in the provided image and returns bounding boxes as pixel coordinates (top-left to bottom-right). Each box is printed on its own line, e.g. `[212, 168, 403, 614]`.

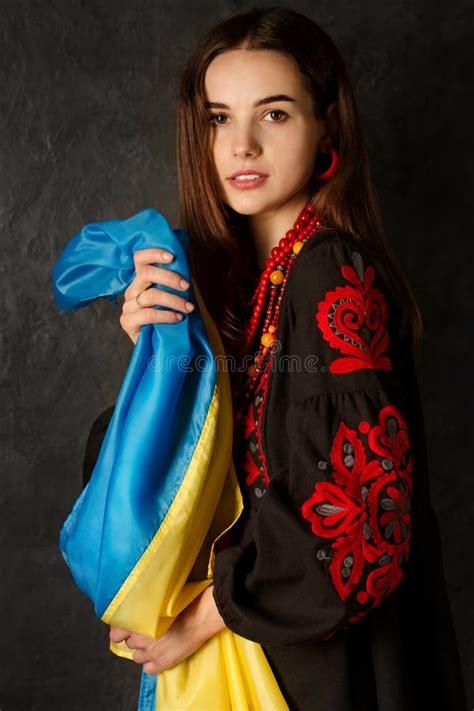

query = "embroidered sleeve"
[314, 250, 393, 374]
[212, 386, 414, 645]
[283, 236, 408, 402]
[290, 389, 412, 630]
[212, 236, 417, 646]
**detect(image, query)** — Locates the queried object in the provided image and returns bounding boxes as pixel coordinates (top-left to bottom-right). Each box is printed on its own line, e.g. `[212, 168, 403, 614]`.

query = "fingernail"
[179, 278, 190, 289]
[185, 302, 195, 312]
[162, 251, 173, 261]
[176, 313, 183, 321]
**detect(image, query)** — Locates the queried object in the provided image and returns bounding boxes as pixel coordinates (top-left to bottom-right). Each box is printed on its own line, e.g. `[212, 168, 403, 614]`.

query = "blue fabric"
[138, 670, 157, 711]
[51, 208, 216, 618]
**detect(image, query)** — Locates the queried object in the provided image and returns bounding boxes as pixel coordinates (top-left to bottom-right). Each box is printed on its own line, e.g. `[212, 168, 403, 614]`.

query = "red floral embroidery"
[315, 251, 393, 374]
[236, 374, 270, 493]
[300, 404, 413, 622]
[241, 447, 263, 487]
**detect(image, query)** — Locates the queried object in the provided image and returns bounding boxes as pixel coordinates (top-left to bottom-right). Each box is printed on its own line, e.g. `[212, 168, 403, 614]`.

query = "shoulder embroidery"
[300, 403, 413, 622]
[315, 250, 393, 374]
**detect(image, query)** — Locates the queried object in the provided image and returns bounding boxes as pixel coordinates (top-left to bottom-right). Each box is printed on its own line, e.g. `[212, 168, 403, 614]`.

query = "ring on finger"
[136, 291, 143, 307]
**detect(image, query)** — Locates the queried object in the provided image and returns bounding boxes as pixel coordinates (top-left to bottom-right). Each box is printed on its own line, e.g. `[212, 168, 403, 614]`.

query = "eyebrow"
[204, 94, 297, 110]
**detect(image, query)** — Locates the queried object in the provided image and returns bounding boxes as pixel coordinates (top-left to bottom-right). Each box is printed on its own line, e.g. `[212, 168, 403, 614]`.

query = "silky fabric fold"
[51, 208, 288, 710]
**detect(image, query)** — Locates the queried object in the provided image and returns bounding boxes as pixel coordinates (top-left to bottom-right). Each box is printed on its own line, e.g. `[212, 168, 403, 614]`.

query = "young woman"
[83, 7, 467, 710]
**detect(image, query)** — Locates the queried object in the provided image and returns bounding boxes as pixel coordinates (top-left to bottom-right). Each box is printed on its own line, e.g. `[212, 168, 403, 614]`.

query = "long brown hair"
[176, 6, 423, 363]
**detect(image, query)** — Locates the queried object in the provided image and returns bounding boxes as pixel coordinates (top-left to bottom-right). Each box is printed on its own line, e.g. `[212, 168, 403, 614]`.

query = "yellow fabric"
[102, 279, 289, 709]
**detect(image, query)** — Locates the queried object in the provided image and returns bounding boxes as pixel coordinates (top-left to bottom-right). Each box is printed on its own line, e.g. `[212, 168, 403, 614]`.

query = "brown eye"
[209, 114, 228, 125]
[264, 109, 288, 122]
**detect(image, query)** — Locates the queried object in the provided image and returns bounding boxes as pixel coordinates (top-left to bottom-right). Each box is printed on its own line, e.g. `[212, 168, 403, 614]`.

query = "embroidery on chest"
[315, 250, 393, 374]
[236, 371, 272, 497]
[300, 403, 413, 622]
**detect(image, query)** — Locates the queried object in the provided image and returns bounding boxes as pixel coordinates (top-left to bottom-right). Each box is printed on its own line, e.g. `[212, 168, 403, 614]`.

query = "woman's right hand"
[119, 248, 196, 345]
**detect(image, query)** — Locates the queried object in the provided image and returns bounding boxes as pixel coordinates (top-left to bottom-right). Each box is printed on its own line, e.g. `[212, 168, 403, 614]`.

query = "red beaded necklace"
[234, 200, 325, 428]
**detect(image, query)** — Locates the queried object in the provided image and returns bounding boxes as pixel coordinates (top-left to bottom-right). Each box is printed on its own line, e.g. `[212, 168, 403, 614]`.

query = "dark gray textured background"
[2, 1, 473, 709]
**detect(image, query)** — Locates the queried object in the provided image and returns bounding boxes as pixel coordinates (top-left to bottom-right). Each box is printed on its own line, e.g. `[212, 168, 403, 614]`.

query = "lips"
[228, 169, 268, 180]
[227, 172, 269, 190]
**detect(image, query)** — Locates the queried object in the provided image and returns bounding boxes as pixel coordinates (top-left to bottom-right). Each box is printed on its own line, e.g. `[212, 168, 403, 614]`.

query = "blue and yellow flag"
[51, 208, 288, 710]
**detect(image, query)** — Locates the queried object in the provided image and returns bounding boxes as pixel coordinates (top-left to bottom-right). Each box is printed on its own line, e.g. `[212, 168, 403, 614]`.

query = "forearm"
[196, 584, 227, 642]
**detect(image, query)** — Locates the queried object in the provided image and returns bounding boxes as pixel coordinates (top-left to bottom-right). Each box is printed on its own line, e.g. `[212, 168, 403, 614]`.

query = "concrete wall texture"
[1, 1, 472, 709]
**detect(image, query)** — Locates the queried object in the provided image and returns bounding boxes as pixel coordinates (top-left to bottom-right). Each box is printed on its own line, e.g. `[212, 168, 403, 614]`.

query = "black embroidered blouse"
[211, 229, 467, 710]
[82, 228, 467, 711]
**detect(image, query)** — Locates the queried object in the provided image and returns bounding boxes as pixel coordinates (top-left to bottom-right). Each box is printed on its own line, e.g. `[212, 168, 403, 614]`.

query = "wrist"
[198, 585, 227, 641]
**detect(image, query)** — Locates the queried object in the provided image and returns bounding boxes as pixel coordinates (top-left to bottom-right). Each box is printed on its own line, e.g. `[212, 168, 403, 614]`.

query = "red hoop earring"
[314, 147, 339, 181]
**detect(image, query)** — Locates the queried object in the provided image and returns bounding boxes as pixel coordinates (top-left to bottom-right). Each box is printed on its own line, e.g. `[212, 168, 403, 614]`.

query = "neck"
[248, 190, 312, 270]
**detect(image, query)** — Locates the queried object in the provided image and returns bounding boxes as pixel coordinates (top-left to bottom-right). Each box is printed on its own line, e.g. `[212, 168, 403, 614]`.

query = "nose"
[232, 124, 262, 159]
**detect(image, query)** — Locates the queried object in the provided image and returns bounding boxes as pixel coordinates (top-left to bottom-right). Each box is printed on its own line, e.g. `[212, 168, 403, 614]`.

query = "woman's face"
[204, 48, 329, 218]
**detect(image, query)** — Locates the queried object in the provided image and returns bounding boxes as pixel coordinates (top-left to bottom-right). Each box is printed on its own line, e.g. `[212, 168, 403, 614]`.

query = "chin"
[224, 193, 279, 217]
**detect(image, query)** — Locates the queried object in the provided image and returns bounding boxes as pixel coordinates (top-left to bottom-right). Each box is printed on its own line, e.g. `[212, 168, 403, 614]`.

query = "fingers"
[119, 248, 194, 342]
[131, 648, 150, 664]
[142, 661, 159, 674]
[119, 308, 182, 344]
[123, 284, 195, 317]
[127, 265, 189, 302]
[109, 626, 132, 643]
[125, 248, 186, 298]
[122, 633, 150, 650]
[109, 627, 150, 649]
[133, 248, 174, 269]
[124, 626, 199, 675]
